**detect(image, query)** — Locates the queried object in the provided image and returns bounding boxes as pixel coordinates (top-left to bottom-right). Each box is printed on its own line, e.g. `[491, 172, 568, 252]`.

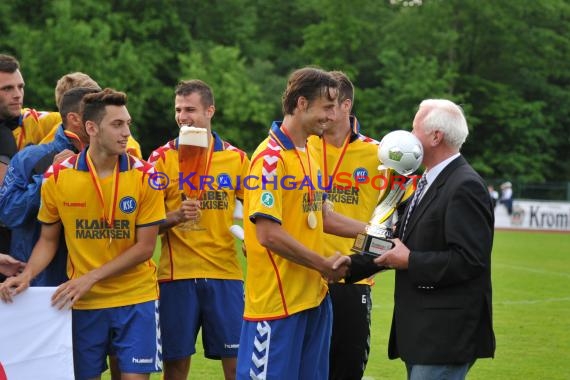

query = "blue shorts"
[236, 295, 332, 380]
[72, 300, 162, 380]
[159, 278, 244, 361]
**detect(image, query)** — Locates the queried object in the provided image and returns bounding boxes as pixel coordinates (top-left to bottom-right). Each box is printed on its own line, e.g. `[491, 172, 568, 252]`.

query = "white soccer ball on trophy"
[378, 130, 423, 175]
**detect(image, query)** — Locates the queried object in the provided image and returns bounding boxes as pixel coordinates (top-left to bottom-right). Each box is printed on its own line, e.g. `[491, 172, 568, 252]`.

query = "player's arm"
[322, 206, 367, 238]
[0, 222, 61, 302]
[255, 217, 349, 281]
[51, 224, 159, 309]
[0, 156, 43, 228]
[147, 152, 200, 233]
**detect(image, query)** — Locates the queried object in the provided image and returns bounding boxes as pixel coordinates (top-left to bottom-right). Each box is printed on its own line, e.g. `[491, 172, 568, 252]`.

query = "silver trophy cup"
[351, 130, 423, 259]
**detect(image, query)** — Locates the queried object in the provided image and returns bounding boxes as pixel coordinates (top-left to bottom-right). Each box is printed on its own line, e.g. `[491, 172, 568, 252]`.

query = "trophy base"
[350, 232, 395, 258]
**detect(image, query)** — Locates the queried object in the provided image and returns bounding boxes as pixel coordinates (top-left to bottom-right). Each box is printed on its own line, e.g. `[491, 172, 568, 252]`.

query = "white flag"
[0, 287, 73, 380]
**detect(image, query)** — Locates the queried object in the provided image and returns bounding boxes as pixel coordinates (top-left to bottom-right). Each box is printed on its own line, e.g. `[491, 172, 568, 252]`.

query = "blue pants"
[237, 295, 332, 380]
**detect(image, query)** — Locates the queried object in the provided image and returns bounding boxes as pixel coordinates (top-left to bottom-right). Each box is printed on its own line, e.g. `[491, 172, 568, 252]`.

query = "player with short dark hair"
[237, 67, 366, 380]
[0, 88, 165, 380]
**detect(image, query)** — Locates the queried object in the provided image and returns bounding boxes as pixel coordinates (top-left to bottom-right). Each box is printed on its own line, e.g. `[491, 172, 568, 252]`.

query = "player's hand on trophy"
[178, 198, 201, 224]
[323, 253, 351, 282]
[374, 238, 410, 270]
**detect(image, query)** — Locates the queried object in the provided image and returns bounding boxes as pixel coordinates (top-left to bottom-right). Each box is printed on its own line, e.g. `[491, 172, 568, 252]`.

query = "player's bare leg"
[163, 357, 191, 380]
[221, 357, 237, 380]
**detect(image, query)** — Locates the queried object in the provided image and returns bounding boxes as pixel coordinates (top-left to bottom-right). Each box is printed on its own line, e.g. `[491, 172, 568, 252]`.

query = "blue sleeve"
[0, 152, 43, 228]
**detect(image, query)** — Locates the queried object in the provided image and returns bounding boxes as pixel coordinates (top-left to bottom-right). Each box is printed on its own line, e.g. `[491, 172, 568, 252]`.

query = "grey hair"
[418, 99, 469, 150]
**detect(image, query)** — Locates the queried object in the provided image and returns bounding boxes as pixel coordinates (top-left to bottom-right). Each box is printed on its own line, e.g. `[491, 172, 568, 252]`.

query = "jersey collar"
[268, 121, 296, 150]
[74, 146, 131, 172]
[348, 115, 361, 143]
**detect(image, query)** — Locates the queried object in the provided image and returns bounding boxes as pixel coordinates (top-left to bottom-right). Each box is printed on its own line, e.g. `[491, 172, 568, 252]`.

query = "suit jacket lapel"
[402, 156, 466, 242]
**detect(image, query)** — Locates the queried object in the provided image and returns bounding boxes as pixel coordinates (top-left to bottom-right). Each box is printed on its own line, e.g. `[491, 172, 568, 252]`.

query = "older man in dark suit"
[343, 99, 495, 380]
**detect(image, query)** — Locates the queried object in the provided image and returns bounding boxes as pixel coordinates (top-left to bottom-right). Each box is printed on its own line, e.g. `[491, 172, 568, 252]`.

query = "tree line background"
[1, 0, 569, 188]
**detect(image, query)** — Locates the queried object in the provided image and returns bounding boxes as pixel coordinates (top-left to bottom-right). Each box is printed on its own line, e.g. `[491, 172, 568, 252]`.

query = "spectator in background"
[500, 181, 513, 215]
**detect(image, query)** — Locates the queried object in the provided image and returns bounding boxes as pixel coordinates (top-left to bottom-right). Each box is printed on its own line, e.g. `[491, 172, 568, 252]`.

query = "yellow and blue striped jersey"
[38, 149, 165, 310]
[148, 131, 249, 281]
[243, 121, 328, 320]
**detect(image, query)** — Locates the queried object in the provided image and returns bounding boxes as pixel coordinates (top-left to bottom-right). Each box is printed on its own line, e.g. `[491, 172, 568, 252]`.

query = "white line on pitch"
[494, 263, 570, 278]
[495, 297, 570, 305]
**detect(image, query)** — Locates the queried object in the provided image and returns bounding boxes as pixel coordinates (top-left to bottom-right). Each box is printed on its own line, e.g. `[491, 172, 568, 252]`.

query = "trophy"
[178, 125, 209, 231]
[351, 130, 423, 258]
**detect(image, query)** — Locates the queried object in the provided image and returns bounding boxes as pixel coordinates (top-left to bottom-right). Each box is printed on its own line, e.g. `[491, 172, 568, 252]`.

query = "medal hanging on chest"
[307, 210, 318, 229]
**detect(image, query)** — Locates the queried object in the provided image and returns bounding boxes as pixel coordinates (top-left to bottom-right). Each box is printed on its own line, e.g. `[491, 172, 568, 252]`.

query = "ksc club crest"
[217, 173, 232, 188]
[119, 196, 137, 214]
[353, 167, 368, 183]
[261, 191, 275, 208]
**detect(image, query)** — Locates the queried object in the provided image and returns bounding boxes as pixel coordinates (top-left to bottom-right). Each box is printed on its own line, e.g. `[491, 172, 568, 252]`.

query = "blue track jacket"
[0, 125, 73, 286]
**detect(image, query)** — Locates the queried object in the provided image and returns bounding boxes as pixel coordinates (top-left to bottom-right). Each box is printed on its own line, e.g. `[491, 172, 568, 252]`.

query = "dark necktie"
[401, 175, 427, 239]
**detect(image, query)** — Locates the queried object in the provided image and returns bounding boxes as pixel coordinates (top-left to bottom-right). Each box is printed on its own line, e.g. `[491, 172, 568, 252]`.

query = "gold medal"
[307, 211, 318, 229]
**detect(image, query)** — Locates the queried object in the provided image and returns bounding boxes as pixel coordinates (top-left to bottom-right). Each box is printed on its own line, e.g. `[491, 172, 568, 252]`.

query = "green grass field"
[102, 230, 570, 379]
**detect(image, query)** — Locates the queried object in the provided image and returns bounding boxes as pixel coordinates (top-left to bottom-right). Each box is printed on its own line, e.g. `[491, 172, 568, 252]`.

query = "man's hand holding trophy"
[350, 130, 423, 269]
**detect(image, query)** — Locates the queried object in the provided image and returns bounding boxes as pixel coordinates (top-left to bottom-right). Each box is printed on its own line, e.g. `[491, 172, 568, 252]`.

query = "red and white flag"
[0, 287, 73, 379]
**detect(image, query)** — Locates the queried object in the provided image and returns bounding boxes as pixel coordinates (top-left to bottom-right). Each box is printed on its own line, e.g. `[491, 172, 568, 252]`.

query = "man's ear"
[341, 98, 352, 114]
[297, 96, 308, 112]
[206, 104, 215, 119]
[67, 112, 81, 128]
[85, 120, 97, 137]
[432, 130, 443, 146]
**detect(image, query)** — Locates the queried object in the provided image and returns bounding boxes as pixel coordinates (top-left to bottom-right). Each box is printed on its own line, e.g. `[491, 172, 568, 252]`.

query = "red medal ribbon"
[322, 132, 351, 190]
[281, 126, 315, 205]
[85, 151, 120, 232]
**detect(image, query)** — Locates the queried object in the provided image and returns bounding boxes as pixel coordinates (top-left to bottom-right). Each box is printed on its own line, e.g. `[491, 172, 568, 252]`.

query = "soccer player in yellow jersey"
[308, 71, 385, 380]
[236, 68, 367, 380]
[0, 89, 165, 380]
[148, 80, 250, 380]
